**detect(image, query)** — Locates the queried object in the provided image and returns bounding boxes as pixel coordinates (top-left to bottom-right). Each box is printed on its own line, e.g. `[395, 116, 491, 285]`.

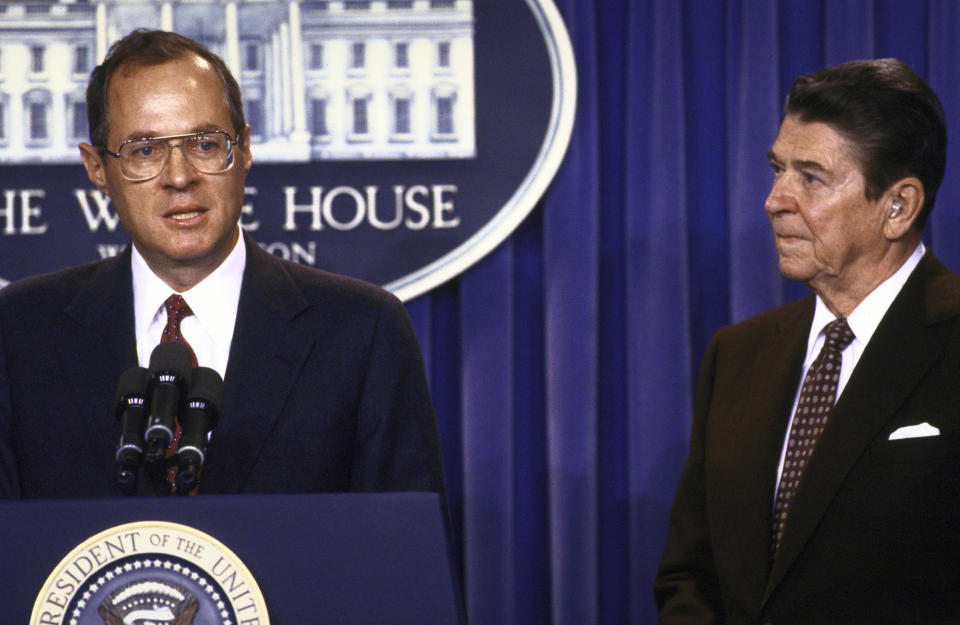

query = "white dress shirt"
[774, 242, 926, 491]
[132, 229, 246, 379]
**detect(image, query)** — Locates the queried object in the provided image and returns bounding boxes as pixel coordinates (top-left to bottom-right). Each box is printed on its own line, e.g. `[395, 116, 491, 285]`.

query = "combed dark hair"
[86, 29, 245, 149]
[785, 58, 946, 228]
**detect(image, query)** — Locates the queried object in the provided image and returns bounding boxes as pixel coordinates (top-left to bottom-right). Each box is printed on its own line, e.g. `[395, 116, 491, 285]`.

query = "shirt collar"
[808, 242, 925, 356]
[132, 229, 246, 350]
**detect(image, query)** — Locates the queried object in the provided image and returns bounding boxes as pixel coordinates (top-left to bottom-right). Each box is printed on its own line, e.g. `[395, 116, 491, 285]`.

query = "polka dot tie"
[161, 294, 198, 367]
[160, 294, 197, 491]
[772, 317, 855, 553]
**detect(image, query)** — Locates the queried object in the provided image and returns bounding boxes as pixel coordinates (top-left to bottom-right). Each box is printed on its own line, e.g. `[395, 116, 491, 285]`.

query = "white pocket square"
[888, 422, 940, 440]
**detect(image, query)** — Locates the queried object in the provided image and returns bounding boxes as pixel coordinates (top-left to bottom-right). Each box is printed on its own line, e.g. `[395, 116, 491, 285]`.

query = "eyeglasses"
[102, 131, 239, 181]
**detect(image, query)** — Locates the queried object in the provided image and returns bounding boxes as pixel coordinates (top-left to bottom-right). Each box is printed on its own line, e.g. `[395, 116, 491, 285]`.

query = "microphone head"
[144, 343, 192, 462]
[187, 367, 224, 403]
[148, 342, 194, 378]
[114, 367, 149, 417]
[186, 367, 224, 428]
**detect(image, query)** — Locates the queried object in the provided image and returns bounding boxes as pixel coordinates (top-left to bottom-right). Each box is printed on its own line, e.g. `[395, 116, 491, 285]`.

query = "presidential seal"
[31, 521, 269, 625]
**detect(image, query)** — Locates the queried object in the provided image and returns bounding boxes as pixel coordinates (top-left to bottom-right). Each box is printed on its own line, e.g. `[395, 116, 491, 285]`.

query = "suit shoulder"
[711, 296, 812, 347]
[919, 253, 960, 321]
[247, 251, 421, 358]
[255, 248, 403, 314]
[0, 257, 116, 312]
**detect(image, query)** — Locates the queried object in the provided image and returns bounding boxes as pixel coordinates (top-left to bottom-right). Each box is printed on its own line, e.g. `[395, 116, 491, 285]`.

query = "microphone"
[175, 366, 223, 495]
[143, 342, 193, 464]
[114, 366, 149, 495]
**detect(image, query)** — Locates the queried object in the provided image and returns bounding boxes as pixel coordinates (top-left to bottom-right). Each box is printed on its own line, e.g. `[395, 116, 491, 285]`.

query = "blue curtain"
[405, 1, 960, 624]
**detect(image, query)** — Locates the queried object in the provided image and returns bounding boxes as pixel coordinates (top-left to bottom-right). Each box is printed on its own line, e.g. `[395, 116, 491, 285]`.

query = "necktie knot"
[162, 294, 193, 342]
[160, 294, 197, 368]
[823, 318, 855, 352]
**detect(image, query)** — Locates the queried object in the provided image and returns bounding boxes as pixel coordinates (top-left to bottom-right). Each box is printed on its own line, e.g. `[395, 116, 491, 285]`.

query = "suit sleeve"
[349, 292, 446, 497]
[654, 333, 723, 624]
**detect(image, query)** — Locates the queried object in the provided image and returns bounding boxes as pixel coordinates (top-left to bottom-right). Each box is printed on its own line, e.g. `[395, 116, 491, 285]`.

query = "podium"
[0, 492, 464, 624]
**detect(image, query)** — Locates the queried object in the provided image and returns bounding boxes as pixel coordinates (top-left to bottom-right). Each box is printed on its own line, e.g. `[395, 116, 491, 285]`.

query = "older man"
[655, 59, 960, 623]
[0, 29, 445, 499]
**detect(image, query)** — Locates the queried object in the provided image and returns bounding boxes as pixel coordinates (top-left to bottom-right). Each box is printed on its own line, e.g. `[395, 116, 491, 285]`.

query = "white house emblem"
[0, 0, 575, 301]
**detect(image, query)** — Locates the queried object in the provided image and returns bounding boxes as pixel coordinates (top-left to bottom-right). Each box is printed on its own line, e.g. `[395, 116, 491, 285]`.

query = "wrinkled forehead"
[772, 115, 866, 174]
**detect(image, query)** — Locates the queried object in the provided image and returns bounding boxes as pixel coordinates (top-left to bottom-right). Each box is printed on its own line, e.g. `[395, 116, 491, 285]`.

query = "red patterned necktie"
[160, 294, 197, 490]
[772, 317, 855, 552]
[161, 294, 198, 366]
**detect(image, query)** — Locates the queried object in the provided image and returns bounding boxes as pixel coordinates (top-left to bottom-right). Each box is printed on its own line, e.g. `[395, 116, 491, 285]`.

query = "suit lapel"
[709, 298, 812, 603]
[764, 253, 960, 601]
[57, 251, 139, 490]
[200, 237, 315, 492]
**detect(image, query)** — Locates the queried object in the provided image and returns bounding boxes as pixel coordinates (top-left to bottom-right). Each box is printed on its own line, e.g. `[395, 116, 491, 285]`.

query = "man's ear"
[79, 143, 109, 193]
[882, 177, 924, 241]
[238, 124, 252, 174]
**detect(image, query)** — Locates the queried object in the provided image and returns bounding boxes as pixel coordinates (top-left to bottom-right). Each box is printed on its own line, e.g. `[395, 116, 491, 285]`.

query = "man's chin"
[777, 258, 815, 283]
[147, 243, 218, 270]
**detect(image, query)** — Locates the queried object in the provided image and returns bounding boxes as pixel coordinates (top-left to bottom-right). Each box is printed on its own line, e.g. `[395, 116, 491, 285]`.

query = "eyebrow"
[119, 126, 227, 143]
[766, 149, 831, 175]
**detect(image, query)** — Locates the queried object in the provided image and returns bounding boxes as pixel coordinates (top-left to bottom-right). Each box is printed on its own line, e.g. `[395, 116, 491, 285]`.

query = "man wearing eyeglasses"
[0, 29, 446, 499]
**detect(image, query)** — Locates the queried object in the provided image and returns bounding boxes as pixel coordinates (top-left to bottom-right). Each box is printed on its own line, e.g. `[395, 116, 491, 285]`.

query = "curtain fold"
[460, 243, 517, 625]
[409, 2, 960, 624]
[543, 2, 600, 624]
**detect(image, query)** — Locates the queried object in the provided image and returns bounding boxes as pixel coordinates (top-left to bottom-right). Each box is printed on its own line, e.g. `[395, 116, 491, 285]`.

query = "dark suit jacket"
[0, 234, 445, 499]
[655, 252, 960, 624]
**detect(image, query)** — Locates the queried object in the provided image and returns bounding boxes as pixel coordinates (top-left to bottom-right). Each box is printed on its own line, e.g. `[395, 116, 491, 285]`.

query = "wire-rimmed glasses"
[102, 131, 239, 181]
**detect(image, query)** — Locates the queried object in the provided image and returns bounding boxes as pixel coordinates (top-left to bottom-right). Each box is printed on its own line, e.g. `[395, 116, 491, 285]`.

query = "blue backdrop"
[409, 2, 960, 624]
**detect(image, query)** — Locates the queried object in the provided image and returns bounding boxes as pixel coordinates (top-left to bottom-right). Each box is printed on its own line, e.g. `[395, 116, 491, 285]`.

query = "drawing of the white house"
[0, 0, 475, 163]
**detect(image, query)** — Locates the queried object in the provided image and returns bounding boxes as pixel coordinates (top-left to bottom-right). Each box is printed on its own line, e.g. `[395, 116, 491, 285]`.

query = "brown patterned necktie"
[772, 317, 855, 552]
[160, 293, 197, 490]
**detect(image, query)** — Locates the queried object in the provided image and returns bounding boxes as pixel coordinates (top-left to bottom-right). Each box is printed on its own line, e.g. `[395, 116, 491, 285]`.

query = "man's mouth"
[169, 210, 203, 221]
[774, 230, 805, 242]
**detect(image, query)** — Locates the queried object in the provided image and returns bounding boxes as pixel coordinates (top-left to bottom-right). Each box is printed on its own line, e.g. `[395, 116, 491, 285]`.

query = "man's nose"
[764, 174, 794, 215]
[159, 143, 198, 187]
